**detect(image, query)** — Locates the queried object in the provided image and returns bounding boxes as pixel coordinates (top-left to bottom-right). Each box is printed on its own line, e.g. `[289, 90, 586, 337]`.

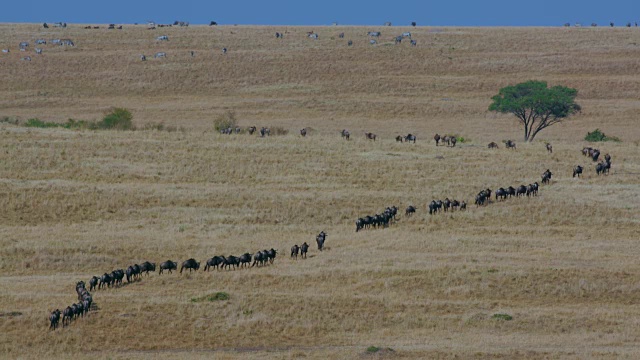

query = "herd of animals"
[48, 234, 333, 330]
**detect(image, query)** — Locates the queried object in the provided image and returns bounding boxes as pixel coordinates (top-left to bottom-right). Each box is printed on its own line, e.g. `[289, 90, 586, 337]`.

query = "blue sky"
[2, 0, 639, 26]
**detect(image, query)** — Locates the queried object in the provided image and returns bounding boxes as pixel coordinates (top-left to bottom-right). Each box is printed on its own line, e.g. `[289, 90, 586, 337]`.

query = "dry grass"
[0, 24, 640, 359]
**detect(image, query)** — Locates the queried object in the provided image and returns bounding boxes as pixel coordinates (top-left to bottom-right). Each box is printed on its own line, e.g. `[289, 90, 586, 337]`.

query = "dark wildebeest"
[546, 143, 553, 153]
[395, 135, 403, 143]
[222, 256, 240, 270]
[460, 201, 467, 210]
[62, 306, 74, 327]
[428, 200, 440, 214]
[99, 273, 112, 289]
[582, 147, 592, 157]
[542, 169, 553, 184]
[405, 205, 416, 216]
[260, 127, 270, 137]
[159, 260, 177, 274]
[443, 198, 451, 212]
[112, 269, 124, 286]
[248, 126, 257, 135]
[488, 142, 499, 149]
[126, 266, 135, 283]
[300, 242, 309, 258]
[341, 129, 350, 140]
[49, 309, 61, 330]
[239, 253, 252, 268]
[495, 188, 507, 201]
[596, 162, 608, 175]
[140, 261, 156, 276]
[204, 256, 225, 271]
[604, 154, 611, 163]
[405, 134, 416, 143]
[267, 248, 278, 264]
[300, 128, 307, 137]
[365, 132, 377, 141]
[505, 140, 516, 149]
[251, 251, 266, 267]
[291, 244, 300, 259]
[180, 258, 200, 273]
[434, 134, 441, 146]
[449, 137, 457, 147]
[573, 165, 583, 178]
[591, 149, 600, 162]
[316, 231, 327, 251]
[516, 185, 527, 197]
[506, 186, 516, 198]
[89, 276, 99, 291]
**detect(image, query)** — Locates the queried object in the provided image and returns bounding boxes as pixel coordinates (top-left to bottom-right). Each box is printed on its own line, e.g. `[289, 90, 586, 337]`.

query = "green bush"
[98, 108, 133, 130]
[492, 313, 513, 321]
[191, 292, 230, 302]
[25, 118, 95, 129]
[25, 118, 60, 128]
[585, 129, 621, 142]
[366, 346, 380, 353]
[214, 110, 237, 132]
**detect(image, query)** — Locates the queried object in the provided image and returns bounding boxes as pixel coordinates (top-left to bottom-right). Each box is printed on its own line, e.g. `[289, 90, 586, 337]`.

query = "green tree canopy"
[489, 80, 581, 142]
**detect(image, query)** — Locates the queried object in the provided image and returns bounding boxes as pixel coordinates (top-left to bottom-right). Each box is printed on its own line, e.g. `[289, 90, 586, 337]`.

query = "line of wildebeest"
[47, 233, 332, 330]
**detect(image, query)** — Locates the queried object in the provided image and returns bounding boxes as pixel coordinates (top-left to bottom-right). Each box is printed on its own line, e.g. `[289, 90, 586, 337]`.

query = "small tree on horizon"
[489, 80, 581, 142]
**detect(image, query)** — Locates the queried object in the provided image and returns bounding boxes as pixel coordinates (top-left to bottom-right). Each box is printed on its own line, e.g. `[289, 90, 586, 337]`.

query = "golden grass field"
[1, 24, 640, 359]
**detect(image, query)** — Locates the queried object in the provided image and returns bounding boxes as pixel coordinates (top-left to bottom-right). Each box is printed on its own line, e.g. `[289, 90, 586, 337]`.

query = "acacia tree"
[489, 80, 581, 142]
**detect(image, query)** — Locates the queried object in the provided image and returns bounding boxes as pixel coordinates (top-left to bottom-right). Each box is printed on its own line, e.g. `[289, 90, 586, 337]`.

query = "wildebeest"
[596, 161, 610, 175]
[348, 40, 353, 46]
[365, 132, 376, 141]
[515, 185, 527, 197]
[248, 126, 257, 135]
[545, 143, 553, 153]
[43, 22, 49, 28]
[410, 40, 417, 46]
[488, 142, 499, 149]
[157, 35, 169, 41]
[506, 186, 516, 198]
[604, 153, 611, 163]
[542, 169, 553, 184]
[62, 306, 74, 327]
[395, 135, 403, 142]
[260, 127, 270, 137]
[341, 129, 350, 140]
[300, 128, 307, 137]
[266, 248, 278, 264]
[204, 256, 225, 271]
[316, 231, 327, 251]
[495, 188, 507, 201]
[394, 36, 403, 44]
[505, 140, 516, 149]
[180, 258, 200, 273]
[591, 149, 600, 162]
[573, 165, 583, 178]
[99, 273, 112, 289]
[159, 260, 177, 274]
[291, 244, 300, 259]
[154, 52, 166, 58]
[404, 134, 416, 143]
[221, 256, 240, 270]
[251, 251, 267, 267]
[300, 242, 309, 259]
[239, 253, 252, 267]
[140, 261, 156, 276]
[49, 309, 61, 330]
[405, 205, 416, 216]
[434, 134, 441, 146]
[89, 276, 99, 291]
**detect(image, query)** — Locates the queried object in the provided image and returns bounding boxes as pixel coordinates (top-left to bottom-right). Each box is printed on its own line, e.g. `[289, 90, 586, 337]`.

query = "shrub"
[25, 118, 60, 128]
[492, 313, 513, 321]
[98, 108, 133, 130]
[366, 346, 380, 353]
[585, 129, 621, 142]
[25, 118, 96, 130]
[214, 110, 237, 132]
[191, 292, 230, 302]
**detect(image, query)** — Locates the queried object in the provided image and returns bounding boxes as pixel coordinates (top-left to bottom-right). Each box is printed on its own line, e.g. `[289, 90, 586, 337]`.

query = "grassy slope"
[0, 24, 639, 359]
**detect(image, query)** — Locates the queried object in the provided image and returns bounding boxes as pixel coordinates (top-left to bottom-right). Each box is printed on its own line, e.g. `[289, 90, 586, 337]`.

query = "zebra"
[190, 50, 195, 57]
[1, 49, 9, 53]
[51, 39, 61, 44]
[394, 36, 402, 44]
[156, 35, 169, 41]
[383, 22, 392, 26]
[402, 32, 411, 38]
[19, 42, 29, 49]
[35, 48, 42, 55]
[36, 39, 47, 45]
[54, 22, 66, 28]
[154, 52, 166, 58]
[367, 31, 381, 37]
[308, 33, 318, 39]
[370, 39, 377, 45]
[60, 39, 74, 46]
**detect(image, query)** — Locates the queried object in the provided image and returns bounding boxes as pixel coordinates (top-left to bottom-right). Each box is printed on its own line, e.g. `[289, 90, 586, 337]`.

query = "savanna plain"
[1, 24, 640, 359]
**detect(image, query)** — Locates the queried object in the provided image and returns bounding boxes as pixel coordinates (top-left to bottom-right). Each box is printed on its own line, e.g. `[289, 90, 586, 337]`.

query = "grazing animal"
[21, 56, 31, 61]
[404, 134, 416, 143]
[348, 40, 353, 46]
[505, 140, 516, 149]
[89, 276, 99, 291]
[369, 39, 377, 45]
[604, 154, 611, 163]
[488, 142, 499, 149]
[460, 201, 467, 210]
[300, 242, 309, 259]
[515, 185, 527, 197]
[140, 261, 156, 276]
[248, 126, 257, 135]
[154, 52, 166, 58]
[341, 129, 350, 140]
[204, 256, 225, 271]
[251, 251, 266, 267]
[43, 23, 49, 28]
[434, 134, 441, 146]
[573, 165, 583, 178]
[49, 309, 61, 330]
[159, 260, 177, 274]
[180, 258, 200, 273]
[591, 149, 600, 162]
[410, 40, 417, 46]
[156, 35, 169, 41]
[395, 135, 403, 142]
[300, 128, 307, 137]
[542, 169, 553, 184]
[405, 205, 416, 216]
[596, 161, 609, 175]
[222, 47, 227, 54]
[367, 31, 381, 37]
[260, 127, 270, 137]
[267, 248, 278, 264]
[140, 54, 147, 61]
[506, 186, 516, 198]
[238, 253, 252, 267]
[545, 143, 553, 153]
[365, 132, 376, 141]
[316, 231, 327, 251]
[402, 32, 411, 38]
[62, 306, 74, 327]
[222, 256, 240, 270]
[99, 273, 112, 289]
[291, 244, 300, 259]
[35, 48, 42, 54]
